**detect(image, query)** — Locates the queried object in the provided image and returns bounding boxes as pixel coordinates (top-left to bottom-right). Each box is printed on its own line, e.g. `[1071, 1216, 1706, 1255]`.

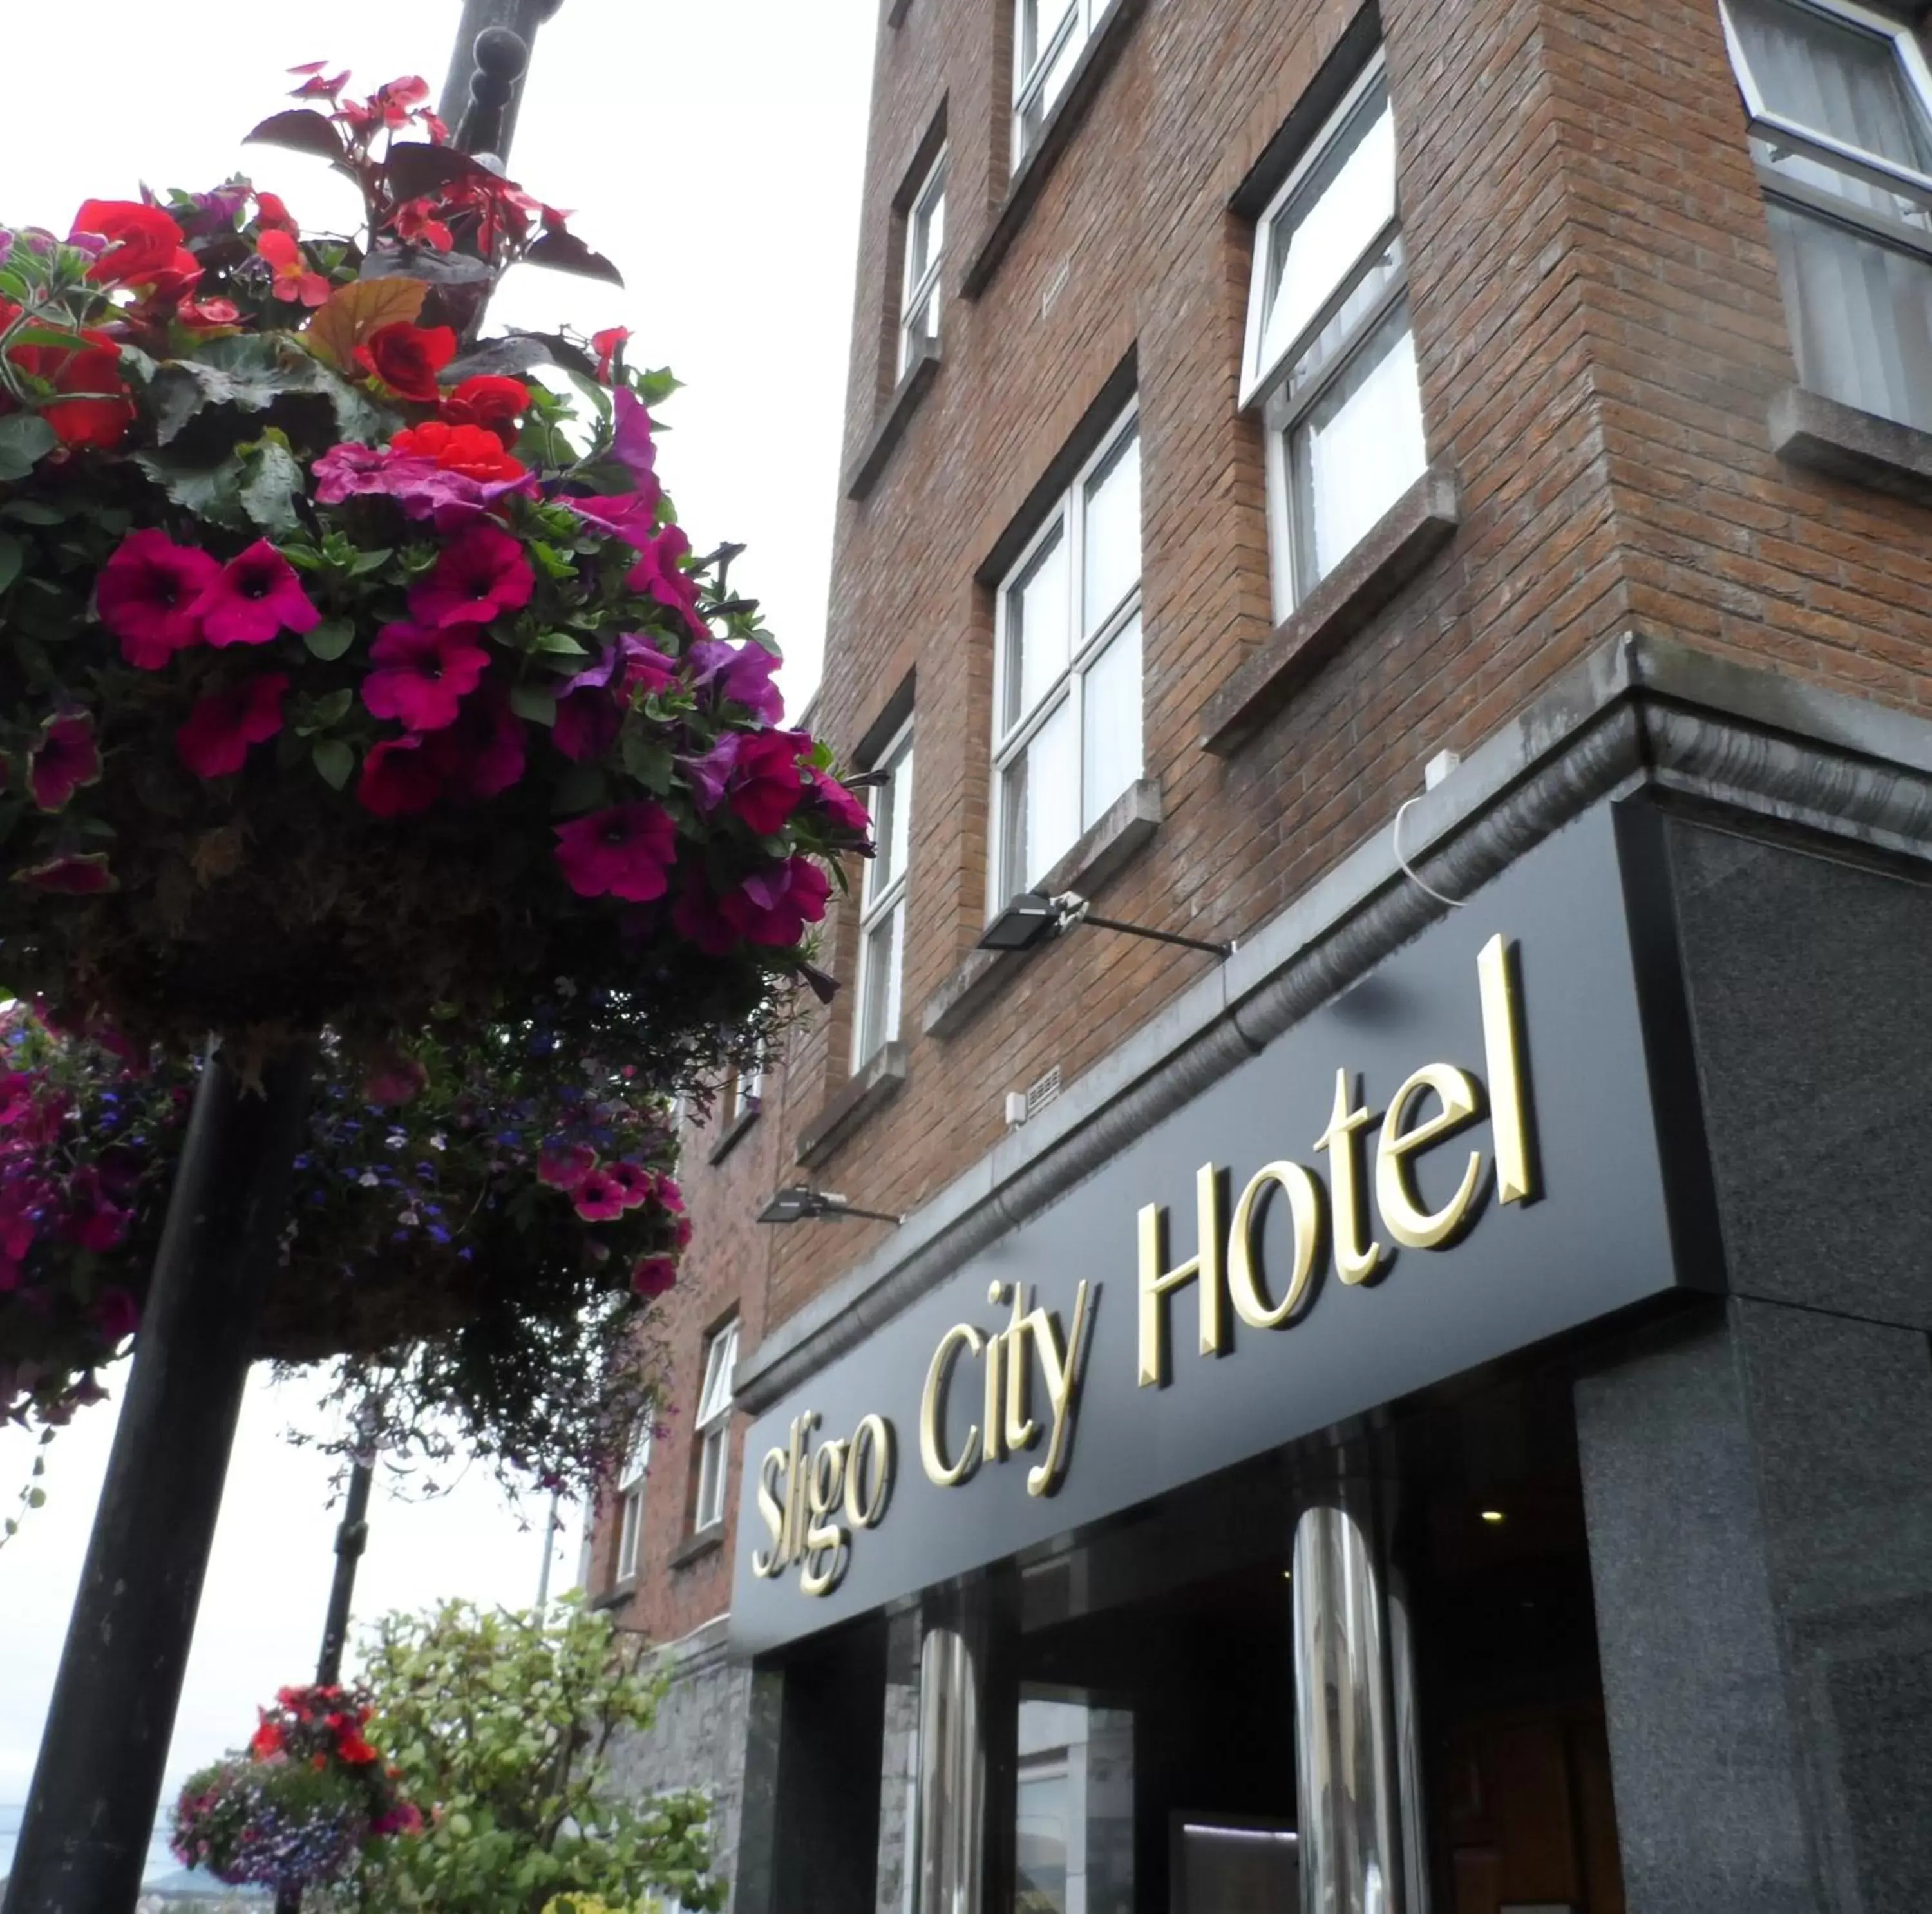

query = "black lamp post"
[0, 15, 565, 1912]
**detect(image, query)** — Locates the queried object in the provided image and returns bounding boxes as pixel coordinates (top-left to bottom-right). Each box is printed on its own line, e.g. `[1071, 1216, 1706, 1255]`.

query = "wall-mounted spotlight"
[977, 889, 1236, 959]
[757, 1184, 902, 1226]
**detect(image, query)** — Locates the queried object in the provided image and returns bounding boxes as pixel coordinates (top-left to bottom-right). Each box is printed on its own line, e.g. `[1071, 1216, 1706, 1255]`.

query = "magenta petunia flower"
[630, 1255, 677, 1299]
[191, 540, 320, 648]
[310, 441, 538, 526]
[360, 621, 491, 732]
[625, 524, 709, 641]
[28, 714, 102, 812]
[433, 685, 525, 800]
[553, 801, 677, 902]
[563, 488, 662, 545]
[13, 853, 115, 893]
[552, 688, 623, 764]
[176, 674, 288, 779]
[721, 857, 832, 947]
[611, 388, 659, 490]
[726, 729, 810, 835]
[669, 878, 739, 956]
[538, 1142, 596, 1190]
[605, 1160, 653, 1209]
[95, 529, 220, 668]
[685, 637, 784, 723]
[357, 735, 442, 817]
[408, 523, 535, 630]
[677, 734, 738, 811]
[809, 770, 873, 837]
[573, 1169, 627, 1221]
[654, 1172, 686, 1213]
[94, 1287, 140, 1340]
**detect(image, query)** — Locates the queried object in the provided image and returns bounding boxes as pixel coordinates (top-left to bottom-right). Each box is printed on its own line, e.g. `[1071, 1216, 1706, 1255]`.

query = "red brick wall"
[598, 0, 1932, 1632]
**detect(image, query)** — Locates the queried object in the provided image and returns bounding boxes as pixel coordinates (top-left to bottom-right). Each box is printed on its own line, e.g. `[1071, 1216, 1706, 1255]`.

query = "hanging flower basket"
[0, 996, 690, 1495]
[171, 1683, 419, 1893]
[0, 71, 869, 1071]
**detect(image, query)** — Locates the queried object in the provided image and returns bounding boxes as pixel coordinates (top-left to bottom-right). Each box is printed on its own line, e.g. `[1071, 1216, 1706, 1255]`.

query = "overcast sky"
[0, 0, 875, 1847]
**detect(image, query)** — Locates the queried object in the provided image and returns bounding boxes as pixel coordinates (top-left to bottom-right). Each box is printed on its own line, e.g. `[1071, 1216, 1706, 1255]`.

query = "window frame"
[615, 1421, 652, 1582]
[728, 1044, 764, 1128]
[987, 402, 1142, 914]
[1012, 0, 1097, 169]
[1238, 50, 1423, 622]
[852, 719, 914, 1070]
[898, 150, 948, 380]
[692, 1319, 739, 1533]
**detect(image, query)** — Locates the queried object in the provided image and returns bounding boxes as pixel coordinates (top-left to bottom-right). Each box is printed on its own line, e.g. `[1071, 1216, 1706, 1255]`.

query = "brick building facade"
[594, 1, 1932, 1909]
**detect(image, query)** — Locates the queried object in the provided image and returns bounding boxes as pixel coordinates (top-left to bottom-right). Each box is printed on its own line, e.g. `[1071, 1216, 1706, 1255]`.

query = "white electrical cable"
[1391, 794, 1464, 909]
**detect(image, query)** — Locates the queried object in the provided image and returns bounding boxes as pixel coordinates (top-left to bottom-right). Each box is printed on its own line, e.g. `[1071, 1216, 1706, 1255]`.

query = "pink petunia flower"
[573, 1169, 627, 1221]
[552, 688, 623, 764]
[721, 857, 832, 947]
[29, 714, 102, 812]
[563, 488, 662, 545]
[176, 674, 288, 779]
[364, 1056, 428, 1105]
[677, 735, 739, 812]
[408, 523, 535, 630]
[553, 802, 677, 902]
[360, 621, 491, 732]
[625, 524, 709, 641]
[654, 1172, 686, 1213]
[611, 388, 659, 489]
[538, 1142, 596, 1191]
[605, 1161, 653, 1209]
[431, 685, 525, 800]
[630, 1256, 677, 1299]
[808, 770, 873, 837]
[13, 853, 115, 893]
[685, 638, 784, 723]
[726, 730, 810, 835]
[191, 540, 321, 648]
[357, 735, 442, 817]
[96, 529, 220, 668]
[669, 879, 738, 956]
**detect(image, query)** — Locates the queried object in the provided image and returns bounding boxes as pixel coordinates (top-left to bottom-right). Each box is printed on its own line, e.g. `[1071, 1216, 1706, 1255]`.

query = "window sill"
[707, 1105, 760, 1166]
[960, 0, 1148, 301]
[669, 1525, 725, 1571]
[591, 1581, 634, 1612]
[796, 1041, 910, 1168]
[922, 777, 1162, 1040]
[1198, 466, 1461, 757]
[845, 343, 942, 502]
[1768, 385, 1932, 508]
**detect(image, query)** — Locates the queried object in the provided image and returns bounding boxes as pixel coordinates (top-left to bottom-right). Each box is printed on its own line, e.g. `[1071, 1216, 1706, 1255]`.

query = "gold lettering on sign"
[1477, 933, 1535, 1205]
[1315, 1070, 1383, 1285]
[752, 1410, 897, 1597]
[920, 1323, 984, 1486]
[1227, 1161, 1324, 1329]
[1136, 1162, 1225, 1387]
[1025, 1278, 1090, 1497]
[752, 1444, 788, 1580]
[845, 1414, 893, 1528]
[1376, 1063, 1486, 1250]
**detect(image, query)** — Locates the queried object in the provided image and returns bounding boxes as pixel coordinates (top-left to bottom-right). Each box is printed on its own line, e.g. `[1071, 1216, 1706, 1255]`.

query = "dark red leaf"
[243, 109, 349, 165]
[382, 144, 497, 202]
[524, 231, 626, 289]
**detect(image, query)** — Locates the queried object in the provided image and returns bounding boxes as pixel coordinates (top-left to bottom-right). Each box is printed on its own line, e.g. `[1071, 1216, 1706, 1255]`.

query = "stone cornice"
[735, 633, 1932, 1411]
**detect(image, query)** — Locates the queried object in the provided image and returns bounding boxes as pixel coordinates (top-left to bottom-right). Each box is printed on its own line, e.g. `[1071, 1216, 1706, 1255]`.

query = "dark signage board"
[732, 802, 1694, 1654]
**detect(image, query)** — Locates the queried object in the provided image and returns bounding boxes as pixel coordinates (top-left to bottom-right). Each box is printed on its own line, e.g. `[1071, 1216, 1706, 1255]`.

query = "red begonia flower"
[592, 326, 629, 384]
[357, 735, 442, 817]
[250, 1716, 285, 1759]
[253, 191, 299, 235]
[360, 620, 490, 732]
[191, 541, 321, 648]
[257, 229, 330, 306]
[630, 1256, 677, 1298]
[553, 802, 677, 902]
[176, 674, 289, 779]
[354, 320, 457, 402]
[13, 853, 115, 894]
[28, 715, 101, 813]
[97, 529, 221, 668]
[70, 200, 189, 288]
[408, 522, 534, 629]
[176, 298, 242, 330]
[625, 524, 709, 641]
[439, 375, 530, 448]
[9, 330, 135, 450]
[390, 420, 525, 482]
[726, 730, 810, 836]
[336, 1729, 379, 1765]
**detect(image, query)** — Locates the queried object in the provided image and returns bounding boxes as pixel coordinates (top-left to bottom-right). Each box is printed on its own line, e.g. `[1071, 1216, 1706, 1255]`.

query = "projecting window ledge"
[590, 1583, 632, 1612]
[1769, 385, 1932, 508]
[922, 777, 1162, 1040]
[1199, 466, 1461, 757]
[886, 0, 913, 23]
[797, 1041, 910, 1169]
[846, 344, 942, 501]
[669, 1525, 725, 1571]
[706, 1105, 760, 1166]
[961, 0, 1148, 301]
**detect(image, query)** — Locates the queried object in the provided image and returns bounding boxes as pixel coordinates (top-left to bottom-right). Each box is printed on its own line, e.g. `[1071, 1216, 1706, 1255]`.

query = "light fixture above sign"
[978, 889, 1236, 958]
[757, 1184, 902, 1227]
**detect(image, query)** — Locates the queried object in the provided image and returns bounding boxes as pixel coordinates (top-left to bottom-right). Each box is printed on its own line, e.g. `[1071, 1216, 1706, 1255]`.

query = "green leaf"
[349, 546, 393, 576]
[312, 739, 355, 790]
[534, 630, 587, 656]
[0, 533, 22, 598]
[305, 617, 357, 663]
[303, 688, 354, 732]
[132, 449, 249, 533]
[236, 433, 305, 536]
[0, 500, 65, 526]
[0, 414, 57, 482]
[621, 733, 674, 795]
[26, 1487, 44, 1510]
[509, 684, 558, 727]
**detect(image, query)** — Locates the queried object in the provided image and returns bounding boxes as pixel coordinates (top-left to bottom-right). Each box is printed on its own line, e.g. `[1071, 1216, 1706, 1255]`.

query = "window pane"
[1005, 520, 1070, 732]
[1289, 302, 1426, 594]
[1287, 231, 1407, 398]
[866, 738, 913, 900]
[1767, 197, 1932, 433]
[1015, 1769, 1071, 1912]
[697, 1323, 737, 1425]
[858, 902, 905, 1063]
[1729, 0, 1932, 175]
[1260, 82, 1397, 377]
[696, 1428, 725, 1529]
[1021, 0, 1077, 76]
[1002, 697, 1080, 897]
[1081, 426, 1141, 633]
[618, 1487, 643, 1579]
[1081, 612, 1141, 829]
